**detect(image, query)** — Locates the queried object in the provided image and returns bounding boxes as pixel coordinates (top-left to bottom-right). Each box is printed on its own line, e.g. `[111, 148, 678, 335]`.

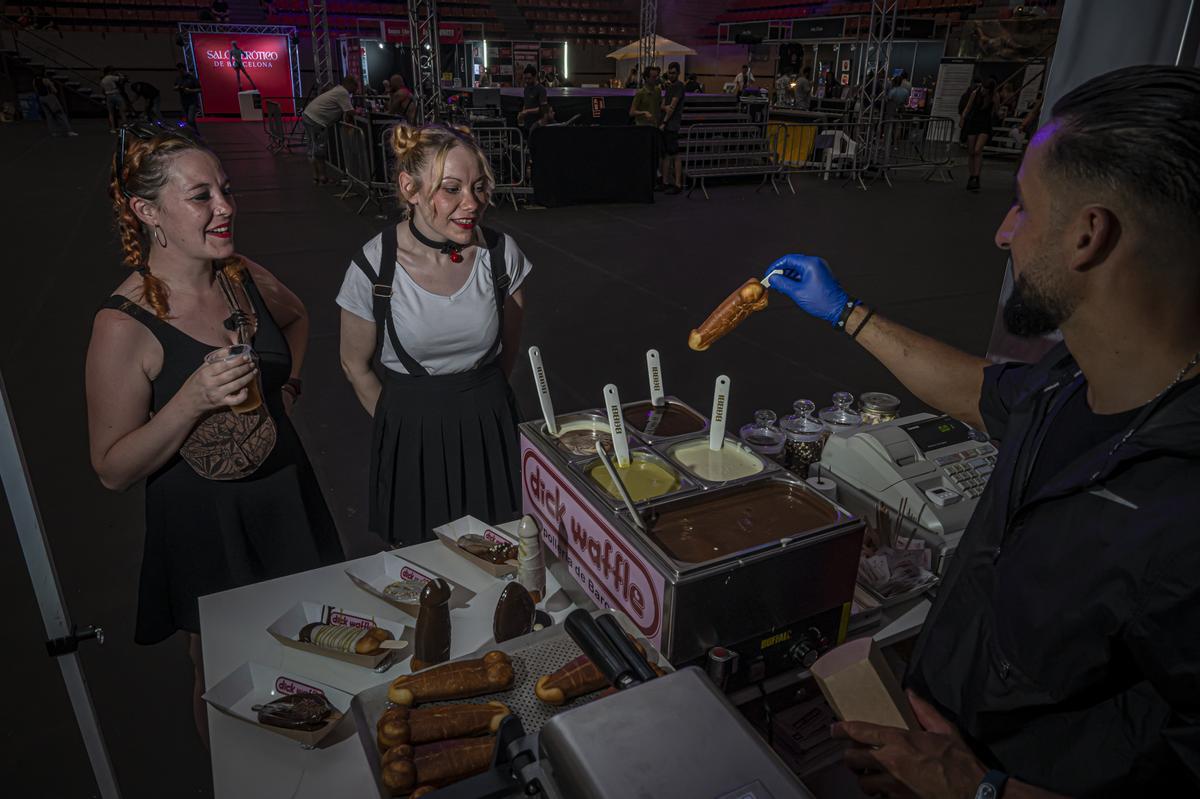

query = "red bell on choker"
[449, 250, 463, 263]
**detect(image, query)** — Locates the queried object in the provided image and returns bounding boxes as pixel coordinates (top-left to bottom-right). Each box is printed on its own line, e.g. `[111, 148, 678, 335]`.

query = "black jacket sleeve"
[978, 360, 1037, 442]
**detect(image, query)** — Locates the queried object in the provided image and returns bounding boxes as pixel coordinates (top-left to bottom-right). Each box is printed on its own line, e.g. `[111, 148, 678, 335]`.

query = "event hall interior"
[3, 1, 1200, 797]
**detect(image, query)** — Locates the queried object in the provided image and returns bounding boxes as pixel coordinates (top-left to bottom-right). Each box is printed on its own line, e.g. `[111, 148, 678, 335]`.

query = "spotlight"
[378, 42, 384, 49]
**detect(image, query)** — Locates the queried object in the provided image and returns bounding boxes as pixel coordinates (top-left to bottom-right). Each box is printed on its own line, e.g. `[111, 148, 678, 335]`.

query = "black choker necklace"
[408, 217, 465, 263]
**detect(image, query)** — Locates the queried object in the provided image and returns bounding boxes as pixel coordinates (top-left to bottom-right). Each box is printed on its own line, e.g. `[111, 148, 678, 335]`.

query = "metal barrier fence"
[335, 121, 379, 214]
[680, 123, 789, 200]
[766, 115, 956, 187]
[474, 125, 532, 210]
[264, 101, 286, 152]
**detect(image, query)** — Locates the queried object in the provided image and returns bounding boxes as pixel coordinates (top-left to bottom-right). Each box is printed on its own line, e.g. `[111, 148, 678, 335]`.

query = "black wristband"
[850, 307, 875, 339]
[835, 298, 860, 331]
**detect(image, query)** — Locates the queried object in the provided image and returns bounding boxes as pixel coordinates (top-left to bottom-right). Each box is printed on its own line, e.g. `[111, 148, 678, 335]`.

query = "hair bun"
[391, 124, 422, 160]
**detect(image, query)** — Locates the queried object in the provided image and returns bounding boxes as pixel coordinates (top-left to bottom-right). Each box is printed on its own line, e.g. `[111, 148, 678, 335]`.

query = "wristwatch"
[975, 770, 1009, 799]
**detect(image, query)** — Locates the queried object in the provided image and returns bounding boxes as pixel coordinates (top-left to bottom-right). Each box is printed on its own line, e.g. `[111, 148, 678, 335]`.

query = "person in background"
[301, 74, 359, 185]
[774, 71, 791, 104]
[129, 80, 163, 123]
[35, 75, 76, 136]
[795, 66, 813, 110]
[624, 66, 639, 88]
[338, 124, 532, 546]
[386, 73, 416, 125]
[960, 77, 997, 192]
[684, 73, 702, 93]
[766, 64, 1200, 799]
[210, 0, 229, 23]
[660, 61, 686, 194]
[900, 69, 912, 92]
[886, 74, 910, 117]
[100, 65, 126, 133]
[733, 63, 755, 94]
[174, 63, 202, 131]
[88, 127, 343, 748]
[629, 65, 663, 190]
[516, 64, 548, 136]
[478, 67, 494, 88]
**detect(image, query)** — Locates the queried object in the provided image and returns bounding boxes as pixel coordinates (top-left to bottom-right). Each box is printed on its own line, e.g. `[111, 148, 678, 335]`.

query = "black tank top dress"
[101, 271, 344, 645]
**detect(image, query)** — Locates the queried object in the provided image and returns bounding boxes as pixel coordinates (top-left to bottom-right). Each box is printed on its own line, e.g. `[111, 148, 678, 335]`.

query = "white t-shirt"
[337, 231, 532, 375]
[100, 74, 122, 96]
[303, 85, 352, 126]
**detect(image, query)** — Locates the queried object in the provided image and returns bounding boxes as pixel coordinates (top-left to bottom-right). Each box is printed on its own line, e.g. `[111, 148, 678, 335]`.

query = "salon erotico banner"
[190, 33, 296, 115]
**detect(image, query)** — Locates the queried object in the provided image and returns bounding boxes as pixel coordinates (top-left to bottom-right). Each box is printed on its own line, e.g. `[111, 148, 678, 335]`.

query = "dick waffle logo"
[398, 565, 432, 583]
[328, 609, 374, 629]
[275, 677, 325, 697]
[522, 448, 661, 637]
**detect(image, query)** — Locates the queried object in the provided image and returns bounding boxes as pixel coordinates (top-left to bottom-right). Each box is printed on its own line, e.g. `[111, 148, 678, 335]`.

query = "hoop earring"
[153, 225, 168, 248]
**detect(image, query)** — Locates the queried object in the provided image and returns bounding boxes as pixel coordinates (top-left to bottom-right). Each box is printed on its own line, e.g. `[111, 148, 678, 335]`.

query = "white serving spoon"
[528, 346, 558, 436]
[709, 374, 731, 451]
[602, 383, 631, 468]
[646, 349, 666, 407]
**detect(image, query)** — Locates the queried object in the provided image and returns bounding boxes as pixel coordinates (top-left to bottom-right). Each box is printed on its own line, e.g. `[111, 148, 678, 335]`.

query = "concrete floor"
[2, 118, 1015, 797]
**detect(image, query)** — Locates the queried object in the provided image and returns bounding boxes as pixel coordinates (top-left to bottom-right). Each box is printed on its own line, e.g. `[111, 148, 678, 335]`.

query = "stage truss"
[177, 22, 303, 110]
[409, 0, 444, 123]
[638, 0, 657, 86]
[855, 0, 899, 182]
[307, 0, 334, 91]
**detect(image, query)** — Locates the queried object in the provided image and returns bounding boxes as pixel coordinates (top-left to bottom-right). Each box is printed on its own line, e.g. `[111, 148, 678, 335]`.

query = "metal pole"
[0, 372, 120, 798]
[855, 0, 898, 182]
[409, 0, 444, 122]
[307, 0, 334, 90]
[638, 0, 657, 86]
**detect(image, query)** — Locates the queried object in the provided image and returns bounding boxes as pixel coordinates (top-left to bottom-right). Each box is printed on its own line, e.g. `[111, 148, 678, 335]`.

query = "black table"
[530, 125, 656, 207]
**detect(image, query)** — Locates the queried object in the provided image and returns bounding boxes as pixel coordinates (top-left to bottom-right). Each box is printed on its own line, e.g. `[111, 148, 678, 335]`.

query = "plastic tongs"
[563, 610, 659, 689]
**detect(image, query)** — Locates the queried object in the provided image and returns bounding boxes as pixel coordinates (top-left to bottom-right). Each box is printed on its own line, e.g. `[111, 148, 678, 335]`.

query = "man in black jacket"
[765, 65, 1200, 797]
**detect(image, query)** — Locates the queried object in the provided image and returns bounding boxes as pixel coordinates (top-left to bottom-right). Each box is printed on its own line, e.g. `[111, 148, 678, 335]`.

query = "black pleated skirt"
[369, 362, 522, 546]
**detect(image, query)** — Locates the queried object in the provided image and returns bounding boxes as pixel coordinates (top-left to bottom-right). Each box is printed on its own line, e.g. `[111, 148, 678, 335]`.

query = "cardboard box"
[203, 662, 353, 748]
[344, 552, 473, 617]
[433, 515, 519, 578]
[266, 602, 411, 671]
[810, 637, 917, 730]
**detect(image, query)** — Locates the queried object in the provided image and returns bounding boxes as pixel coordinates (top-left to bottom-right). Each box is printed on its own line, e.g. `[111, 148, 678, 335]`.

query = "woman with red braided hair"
[85, 126, 343, 745]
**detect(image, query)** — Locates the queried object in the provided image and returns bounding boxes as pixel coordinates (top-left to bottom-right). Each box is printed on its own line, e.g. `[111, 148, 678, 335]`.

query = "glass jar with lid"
[859, 392, 901, 425]
[819, 391, 862, 436]
[780, 399, 825, 473]
[738, 409, 786, 461]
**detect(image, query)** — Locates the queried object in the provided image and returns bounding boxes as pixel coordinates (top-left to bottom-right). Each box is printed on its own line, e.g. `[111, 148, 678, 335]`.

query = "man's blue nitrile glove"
[763, 255, 851, 326]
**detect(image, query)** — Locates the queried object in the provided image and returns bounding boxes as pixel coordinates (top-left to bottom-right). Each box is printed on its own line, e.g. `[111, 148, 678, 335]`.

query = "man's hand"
[832, 691, 987, 799]
[763, 254, 850, 325]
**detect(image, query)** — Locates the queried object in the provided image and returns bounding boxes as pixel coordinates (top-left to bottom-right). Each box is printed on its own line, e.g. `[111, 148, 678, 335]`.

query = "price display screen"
[900, 415, 972, 453]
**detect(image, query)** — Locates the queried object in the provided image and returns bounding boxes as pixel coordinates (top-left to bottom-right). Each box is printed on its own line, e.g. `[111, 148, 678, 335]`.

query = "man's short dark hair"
[642, 65, 659, 81]
[524, 64, 537, 77]
[668, 62, 680, 73]
[341, 74, 359, 91]
[1046, 65, 1200, 235]
[802, 67, 811, 77]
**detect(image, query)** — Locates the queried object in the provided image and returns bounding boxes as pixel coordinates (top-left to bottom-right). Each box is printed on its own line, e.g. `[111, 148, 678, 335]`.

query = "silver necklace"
[1099, 348, 1200, 469]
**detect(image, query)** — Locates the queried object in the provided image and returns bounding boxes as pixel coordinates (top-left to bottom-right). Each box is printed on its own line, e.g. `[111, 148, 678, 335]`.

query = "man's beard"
[1003, 271, 1072, 338]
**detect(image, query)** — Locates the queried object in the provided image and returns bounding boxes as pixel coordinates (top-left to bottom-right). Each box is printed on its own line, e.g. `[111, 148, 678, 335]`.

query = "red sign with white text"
[190, 33, 295, 115]
[382, 21, 465, 45]
[521, 438, 665, 647]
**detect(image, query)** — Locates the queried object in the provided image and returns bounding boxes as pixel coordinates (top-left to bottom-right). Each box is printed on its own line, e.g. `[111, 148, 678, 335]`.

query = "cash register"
[820, 413, 996, 566]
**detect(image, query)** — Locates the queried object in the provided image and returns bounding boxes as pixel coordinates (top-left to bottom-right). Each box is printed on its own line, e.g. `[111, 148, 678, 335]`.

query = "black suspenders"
[351, 224, 510, 376]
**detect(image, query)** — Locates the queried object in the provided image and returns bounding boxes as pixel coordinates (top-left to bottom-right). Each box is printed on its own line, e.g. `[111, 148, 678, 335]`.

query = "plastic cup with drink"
[204, 343, 263, 414]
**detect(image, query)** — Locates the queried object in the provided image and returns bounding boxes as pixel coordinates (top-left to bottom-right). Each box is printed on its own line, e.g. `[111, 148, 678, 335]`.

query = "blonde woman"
[338, 124, 530, 545]
[86, 126, 343, 743]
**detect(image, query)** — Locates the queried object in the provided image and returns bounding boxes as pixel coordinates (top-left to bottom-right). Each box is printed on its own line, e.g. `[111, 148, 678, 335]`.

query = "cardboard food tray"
[345, 552, 475, 617]
[267, 602, 412, 671]
[203, 662, 354, 748]
[348, 610, 671, 799]
[433, 516, 520, 578]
